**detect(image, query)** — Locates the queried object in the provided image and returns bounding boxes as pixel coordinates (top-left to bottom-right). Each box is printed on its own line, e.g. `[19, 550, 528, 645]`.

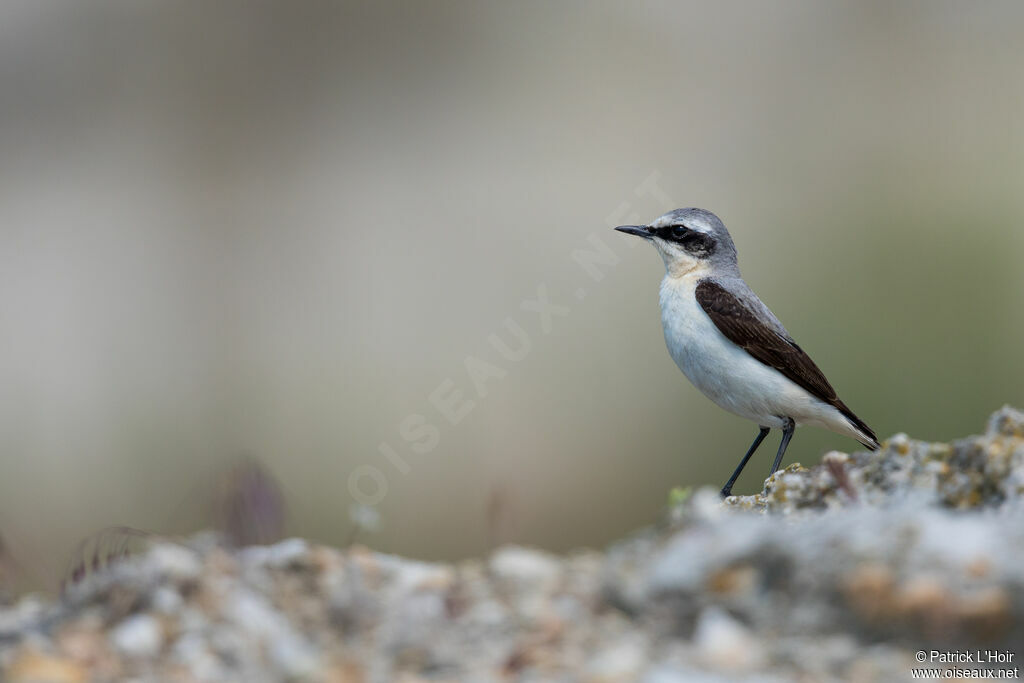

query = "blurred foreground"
[1, 407, 1022, 681]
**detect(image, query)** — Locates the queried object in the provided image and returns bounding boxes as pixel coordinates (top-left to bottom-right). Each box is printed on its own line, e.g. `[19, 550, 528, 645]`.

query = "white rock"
[587, 634, 647, 678]
[691, 486, 728, 521]
[693, 606, 763, 672]
[226, 589, 320, 677]
[467, 598, 508, 626]
[489, 546, 561, 585]
[151, 586, 183, 614]
[173, 633, 225, 681]
[145, 544, 202, 581]
[269, 633, 321, 678]
[389, 558, 451, 594]
[111, 614, 163, 658]
[239, 537, 309, 568]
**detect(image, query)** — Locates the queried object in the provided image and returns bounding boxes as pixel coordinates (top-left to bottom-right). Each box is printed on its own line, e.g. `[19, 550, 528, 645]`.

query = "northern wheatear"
[616, 208, 878, 497]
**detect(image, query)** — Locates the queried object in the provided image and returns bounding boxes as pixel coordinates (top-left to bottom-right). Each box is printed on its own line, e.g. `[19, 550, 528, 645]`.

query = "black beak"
[614, 225, 653, 239]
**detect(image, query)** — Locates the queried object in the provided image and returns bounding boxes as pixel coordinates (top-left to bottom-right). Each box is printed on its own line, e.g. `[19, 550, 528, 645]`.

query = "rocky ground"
[2, 407, 1023, 682]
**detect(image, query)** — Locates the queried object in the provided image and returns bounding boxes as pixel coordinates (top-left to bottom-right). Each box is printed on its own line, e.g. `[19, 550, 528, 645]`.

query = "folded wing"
[694, 278, 878, 448]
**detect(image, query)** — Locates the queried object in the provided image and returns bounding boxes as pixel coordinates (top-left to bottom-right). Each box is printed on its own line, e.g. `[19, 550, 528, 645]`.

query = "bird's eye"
[671, 226, 687, 239]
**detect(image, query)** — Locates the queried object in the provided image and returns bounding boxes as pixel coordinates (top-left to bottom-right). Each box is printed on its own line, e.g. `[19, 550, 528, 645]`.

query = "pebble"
[110, 615, 163, 658]
[489, 546, 562, 585]
[238, 537, 309, 568]
[693, 607, 762, 672]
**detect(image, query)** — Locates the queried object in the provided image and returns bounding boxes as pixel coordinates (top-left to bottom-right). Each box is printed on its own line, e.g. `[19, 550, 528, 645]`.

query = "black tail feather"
[835, 400, 879, 450]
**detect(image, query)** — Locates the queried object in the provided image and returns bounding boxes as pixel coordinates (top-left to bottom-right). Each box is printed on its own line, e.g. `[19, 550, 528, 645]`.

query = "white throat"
[652, 241, 709, 279]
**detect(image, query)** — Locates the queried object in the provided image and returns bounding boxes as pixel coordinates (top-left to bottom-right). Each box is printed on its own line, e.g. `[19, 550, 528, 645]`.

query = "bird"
[615, 208, 878, 497]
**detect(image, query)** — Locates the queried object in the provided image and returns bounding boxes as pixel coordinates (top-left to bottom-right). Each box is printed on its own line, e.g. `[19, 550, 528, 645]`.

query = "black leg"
[720, 427, 771, 497]
[768, 417, 796, 477]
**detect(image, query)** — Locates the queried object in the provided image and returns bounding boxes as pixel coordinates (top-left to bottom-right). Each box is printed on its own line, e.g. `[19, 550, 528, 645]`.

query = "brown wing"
[695, 279, 878, 446]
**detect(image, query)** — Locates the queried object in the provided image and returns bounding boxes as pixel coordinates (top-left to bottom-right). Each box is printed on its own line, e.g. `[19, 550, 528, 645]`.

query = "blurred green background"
[1, 2, 1023, 591]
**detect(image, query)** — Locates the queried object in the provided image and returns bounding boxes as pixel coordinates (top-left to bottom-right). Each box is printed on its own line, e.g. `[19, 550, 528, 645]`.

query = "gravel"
[2, 406, 1023, 681]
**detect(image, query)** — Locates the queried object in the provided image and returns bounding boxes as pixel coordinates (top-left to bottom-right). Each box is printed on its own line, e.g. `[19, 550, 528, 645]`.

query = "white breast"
[658, 274, 857, 437]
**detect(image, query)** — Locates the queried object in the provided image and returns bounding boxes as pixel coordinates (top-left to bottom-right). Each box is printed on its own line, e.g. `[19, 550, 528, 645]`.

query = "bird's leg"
[768, 417, 796, 477]
[720, 426, 771, 498]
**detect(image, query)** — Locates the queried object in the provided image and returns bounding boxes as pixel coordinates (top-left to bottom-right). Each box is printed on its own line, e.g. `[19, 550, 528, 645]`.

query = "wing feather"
[694, 279, 878, 447]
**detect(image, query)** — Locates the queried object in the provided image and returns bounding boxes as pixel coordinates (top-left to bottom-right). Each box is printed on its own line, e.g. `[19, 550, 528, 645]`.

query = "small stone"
[268, 634, 320, 679]
[8, 649, 86, 683]
[145, 545, 202, 581]
[842, 564, 896, 622]
[693, 607, 763, 672]
[489, 546, 561, 586]
[689, 487, 729, 521]
[110, 614, 163, 658]
[956, 587, 1011, 640]
[705, 566, 756, 596]
[151, 586, 184, 614]
[238, 537, 309, 568]
[586, 634, 647, 679]
[965, 557, 992, 578]
[988, 405, 1024, 438]
[896, 575, 953, 631]
[172, 633, 225, 681]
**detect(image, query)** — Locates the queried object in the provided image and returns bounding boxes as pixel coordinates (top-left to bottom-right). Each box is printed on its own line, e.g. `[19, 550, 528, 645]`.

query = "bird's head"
[615, 208, 738, 278]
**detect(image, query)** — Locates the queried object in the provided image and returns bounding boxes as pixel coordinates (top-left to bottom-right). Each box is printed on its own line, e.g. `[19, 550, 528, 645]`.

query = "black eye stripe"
[655, 224, 716, 257]
[654, 225, 690, 240]
[655, 225, 701, 242]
